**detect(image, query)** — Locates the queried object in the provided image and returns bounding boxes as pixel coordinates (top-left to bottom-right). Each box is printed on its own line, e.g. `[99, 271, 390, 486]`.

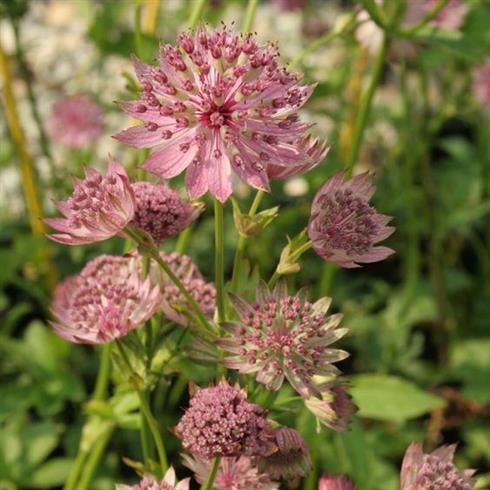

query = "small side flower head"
[318, 475, 356, 490]
[175, 380, 274, 459]
[400, 442, 476, 490]
[116, 467, 190, 490]
[308, 172, 395, 268]
[51, 254, 160, 344]
[45, 157, 135, 246]
[258, 427, 311, 480]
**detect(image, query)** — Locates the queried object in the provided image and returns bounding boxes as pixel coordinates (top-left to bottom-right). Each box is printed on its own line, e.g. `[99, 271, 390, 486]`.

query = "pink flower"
[219, 281, 348, 398]
[45, 158, 135, 245]
[131, 181, 202, 244]
[47, 95, 104, 149]
[51, 255, 160, 344]
[473, 59, 490, 108]
[318, 475, 355, 490]
[400, 442, 476, 490]
[308, 172, 395, 268]
[116, 467, 190, 490]
[115, 26, 324, 202]
[425, 0, 468, 30]
[175, 380, 274, 459]
[182, 454, 279, 490]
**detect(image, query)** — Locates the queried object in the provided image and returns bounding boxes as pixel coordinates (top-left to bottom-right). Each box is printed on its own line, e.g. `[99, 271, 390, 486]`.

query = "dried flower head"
[258, 428, 311, 480]
[219, 281, 348, 398]
[308, 172, 395, 268]
[318, 475, 356, 490]
[400, 443, 476, 490]
[51, 255, 160, 344]
[116, 467, 190, 490]
[131, 181, 201, 243]
[175, 380, 273, 459]
[47, 94, 104, 149]
[473, 58, 490, 109]
[115, 25, 325, 202]
[45, 158, 135, 245]
[182, 454, 279, 490]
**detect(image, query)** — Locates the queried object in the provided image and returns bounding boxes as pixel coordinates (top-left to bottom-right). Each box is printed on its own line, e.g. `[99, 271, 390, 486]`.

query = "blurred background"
[1, 0, 489, 489]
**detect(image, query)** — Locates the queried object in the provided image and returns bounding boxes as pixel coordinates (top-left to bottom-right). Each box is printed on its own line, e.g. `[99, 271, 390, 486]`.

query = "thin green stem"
[64, 451, 89, 490]
[134, 2, 143, 58]
[400, 0, 450, 36]
[214, 200, 226, 323]
[93, 344, 112, 400]
[201, 457, 221, 490]
[319, 262, 336, 296]
[188, 0, 207, 30]
[176, 226, 193, 253]
[243, 0, 259, 32]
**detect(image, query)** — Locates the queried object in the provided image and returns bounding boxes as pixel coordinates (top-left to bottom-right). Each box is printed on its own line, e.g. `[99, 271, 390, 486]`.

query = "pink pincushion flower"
[47, 95, 104, 149]
[219, 281, 348, 398]
[473, 59, 490, 108]
[45, 158, 135, 245]
[318, 475, 355, 490]
[131, 181, 202, 243]
[115, 26, 325, 202]
[182, 454, 279, 490]
[400, 442, 476, 490]
[308, 172, 395, 268]
[51, 255, 160, 344]
[116, 467, 189, 490]
[175, 380, 274, 459]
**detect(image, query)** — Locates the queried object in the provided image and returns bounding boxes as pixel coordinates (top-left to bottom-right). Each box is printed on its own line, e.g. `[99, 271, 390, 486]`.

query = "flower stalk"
[200, 456, 221, 490]
[214, 200, 227, 323]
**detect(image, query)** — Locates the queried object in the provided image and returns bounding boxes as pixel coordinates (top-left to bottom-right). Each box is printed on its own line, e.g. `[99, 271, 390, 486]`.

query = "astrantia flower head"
[182, 454, 279, 490]
[45, 158, 135, 245]
[473, 58, 490, 109]
[131, 181, 202, 244]
[116, 467, 190, 490]
[219, 281, 349, 398]
[115, 25, 325, 202]
[318, 475, 356, 490]
[308, 172, 395, 268]
[175, 380, 273, 459]
[400, 442, 476, 490]
[258, 428, 311, 480]
[51, 255, 160, 344]
[47, 94, 104, 149]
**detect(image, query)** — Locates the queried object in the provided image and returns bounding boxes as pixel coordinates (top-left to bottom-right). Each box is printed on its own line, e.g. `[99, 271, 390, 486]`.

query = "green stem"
[188, 0, 207, 30]
[214, 200, 226, 323]
[268, 239, 313, 288]
[134, 2, 143, 58]
[201, 457, 221, 490]
[93, 344, 112, 400]
[243, 0, 259, 32]
[319, 262, 336, 296]
[140, 390, 154, 468]
[176, 226, 193, 253]
[64, 451, 89, 490]
[400, 0, 450, 36]
[345, 32, 389, 176]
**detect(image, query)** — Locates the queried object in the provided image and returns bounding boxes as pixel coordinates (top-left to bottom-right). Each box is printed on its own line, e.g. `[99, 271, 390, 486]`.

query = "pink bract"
[45, 158, 135, 246]
[318, 475, 356, 490]
[51, 255, 160, 344]
[47, 95, 104, 149]
[308, 172, 395, 268]
[114, 26, 326, 202]
[116, 467, 190, 490]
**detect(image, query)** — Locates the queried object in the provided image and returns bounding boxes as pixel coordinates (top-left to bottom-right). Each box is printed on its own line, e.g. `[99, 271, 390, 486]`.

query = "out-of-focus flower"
[258, 428, 311, 480]
[400, 442, 476, 490]
[305, 381, 357, 432]
[130, 181, 202, 244]
[219, 281, 348, 398]
[473, 59, 490, 108]
[116, 467, 190, 490]
[182, 453, 279, 490]
[318, 475, 356, 490]
[47, 94, 104, 148]
[308, 172, 395, 268]
[175, 380, 274, 459]
[425, 0, 468, 30]
[45, 158, 135, 245]
[272, 0, 308, 12]
[51, 255, 160, 344]
[115, 26, 324, 202]
[149, 252, 215, 326]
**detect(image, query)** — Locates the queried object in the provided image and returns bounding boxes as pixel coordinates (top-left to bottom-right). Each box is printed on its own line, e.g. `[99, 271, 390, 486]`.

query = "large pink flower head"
[45, 158, 135, 245]
[47, 94, 104, 149]
[318, 475, 356, 490]
[175, 380, 273, 459]
[182, 454, 279, 490]
[116, 467, 189, 490]
[473, 59, 490, 109]
[308, 172, 395, 268]
[51, 255, 160, 344]
[130, 181, 202, 244]
[115, 25, 326, 202]
[400, 443, 476, 490]
[219, 281, 348, 398]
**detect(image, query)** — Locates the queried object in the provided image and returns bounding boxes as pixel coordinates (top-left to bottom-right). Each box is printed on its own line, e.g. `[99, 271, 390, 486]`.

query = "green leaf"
[350, 374, 446, 422]
[25, 458, 73, 488]
[23, 422, 59, 467]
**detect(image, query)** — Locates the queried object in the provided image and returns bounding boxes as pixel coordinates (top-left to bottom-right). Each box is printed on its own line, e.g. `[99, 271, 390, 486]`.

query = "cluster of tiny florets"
[416, 454, 472, 490]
